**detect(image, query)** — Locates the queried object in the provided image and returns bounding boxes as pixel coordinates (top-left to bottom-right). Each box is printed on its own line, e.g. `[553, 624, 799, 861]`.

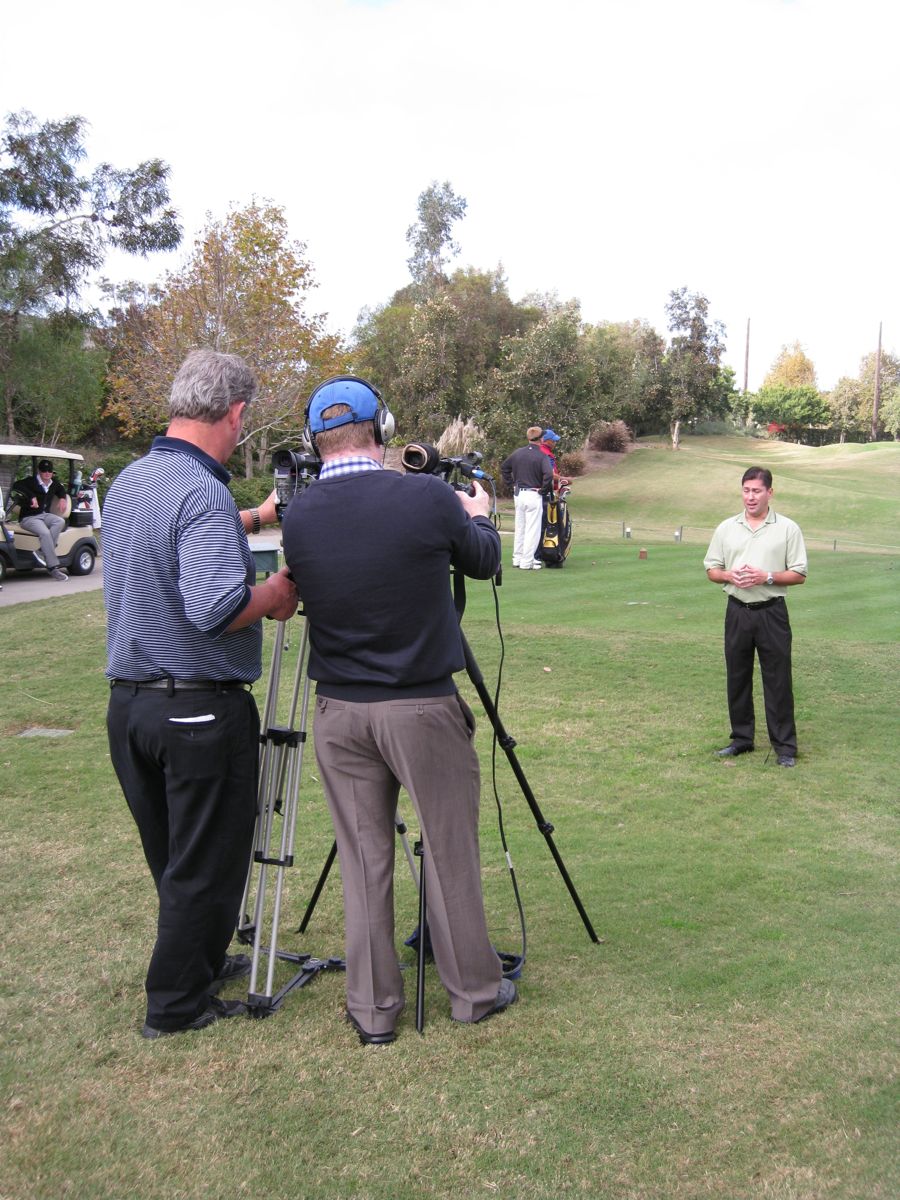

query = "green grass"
[557, 435, 900, 551]
[0, 438, 897, 1199]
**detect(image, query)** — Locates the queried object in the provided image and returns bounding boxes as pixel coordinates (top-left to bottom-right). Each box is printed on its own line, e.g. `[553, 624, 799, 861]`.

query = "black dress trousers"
[107, 685, 260, 1029]
[723, 597, 797, 756]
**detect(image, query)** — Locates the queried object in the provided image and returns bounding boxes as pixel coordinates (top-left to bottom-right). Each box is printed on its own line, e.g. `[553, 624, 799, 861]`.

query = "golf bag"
[536, 487, 572, 567]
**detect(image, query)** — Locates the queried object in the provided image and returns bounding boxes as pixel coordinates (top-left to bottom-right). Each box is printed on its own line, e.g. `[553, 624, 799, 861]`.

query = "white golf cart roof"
[0, 444, 85, 462]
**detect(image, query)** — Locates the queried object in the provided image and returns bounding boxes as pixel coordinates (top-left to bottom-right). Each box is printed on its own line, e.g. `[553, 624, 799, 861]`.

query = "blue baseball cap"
[307, 377, 381, 434]
[542, 429, 560, 442]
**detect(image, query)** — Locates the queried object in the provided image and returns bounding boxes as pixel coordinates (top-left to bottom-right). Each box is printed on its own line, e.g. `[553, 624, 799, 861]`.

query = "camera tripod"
[239, 600, 599, 1022]
[295, 621, 599, 1031]
[237, 611, 431, 1017]
[298, 628, 599, 943]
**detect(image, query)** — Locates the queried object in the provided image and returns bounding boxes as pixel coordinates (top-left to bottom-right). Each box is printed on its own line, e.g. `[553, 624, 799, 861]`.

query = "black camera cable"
[485, 573, 527, 981]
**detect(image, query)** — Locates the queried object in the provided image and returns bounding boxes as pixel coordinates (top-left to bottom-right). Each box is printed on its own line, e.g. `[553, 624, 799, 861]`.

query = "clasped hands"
[731, 563, 764, 589]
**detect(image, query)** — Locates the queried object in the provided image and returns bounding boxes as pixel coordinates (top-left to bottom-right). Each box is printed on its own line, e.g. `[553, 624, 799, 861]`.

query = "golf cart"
[0, 444, 101, 584]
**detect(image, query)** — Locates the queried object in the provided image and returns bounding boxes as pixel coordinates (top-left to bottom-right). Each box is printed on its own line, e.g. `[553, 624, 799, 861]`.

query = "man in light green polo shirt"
[704, 466, 808, 767]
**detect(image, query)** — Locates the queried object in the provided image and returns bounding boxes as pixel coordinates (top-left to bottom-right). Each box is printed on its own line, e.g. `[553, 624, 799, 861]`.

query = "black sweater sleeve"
[452, 514, 501, 579]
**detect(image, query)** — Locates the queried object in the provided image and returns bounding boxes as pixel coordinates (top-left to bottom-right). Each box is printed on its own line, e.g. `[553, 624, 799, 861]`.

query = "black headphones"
[304, 375, 396, 457]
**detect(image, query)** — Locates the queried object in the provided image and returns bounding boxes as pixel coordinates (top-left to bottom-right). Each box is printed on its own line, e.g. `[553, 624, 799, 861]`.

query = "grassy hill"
[560, 436, 900, 551]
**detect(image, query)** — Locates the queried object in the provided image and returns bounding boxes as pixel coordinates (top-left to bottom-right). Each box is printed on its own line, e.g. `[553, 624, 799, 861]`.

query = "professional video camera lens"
[400, 443, 442, 475]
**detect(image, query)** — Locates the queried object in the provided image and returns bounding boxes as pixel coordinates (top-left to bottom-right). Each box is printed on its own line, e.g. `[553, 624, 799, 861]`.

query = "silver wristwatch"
[766, 572, 774, 586]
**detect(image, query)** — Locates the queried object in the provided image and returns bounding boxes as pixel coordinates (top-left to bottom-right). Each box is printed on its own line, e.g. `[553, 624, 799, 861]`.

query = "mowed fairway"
[1, 438, 897, 1200]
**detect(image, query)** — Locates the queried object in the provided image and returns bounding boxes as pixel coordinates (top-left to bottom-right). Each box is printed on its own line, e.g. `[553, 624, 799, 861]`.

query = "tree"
[762, 342, 817, 390]
[755, 343, 826, 442]
[393, 293, 462, 440]
[472, 299, 595, 467]
[4, 314, 105, 444]
[1, 109, 181, 438]
[879, 386, 900, 441]
[753, 384, 830, 438]
[352, 299, 416, 398]
[405, 181, 467, 294]
[352, 266, 538, 439]
[581, 319, 667, 435]
[662, 288, 731, 449]
[103, 202, 347, 474]
[827, 377, 864, 444]
[826, 351, 900, 443]
[857, 349, 900, 439]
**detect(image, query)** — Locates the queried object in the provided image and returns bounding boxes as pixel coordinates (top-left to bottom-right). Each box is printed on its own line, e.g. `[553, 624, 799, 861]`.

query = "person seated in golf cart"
[11, 459, 70, 581]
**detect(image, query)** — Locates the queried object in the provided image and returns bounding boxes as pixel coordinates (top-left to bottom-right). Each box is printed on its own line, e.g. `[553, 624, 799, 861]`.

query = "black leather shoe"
[464, 977, 518, 1024]
[141, 995, 247, 1040]
[345, 1010, 397, 1046]
[211, 953, 251, 991]
[716, 744, 754, 757]
[777, 755, 796, 768]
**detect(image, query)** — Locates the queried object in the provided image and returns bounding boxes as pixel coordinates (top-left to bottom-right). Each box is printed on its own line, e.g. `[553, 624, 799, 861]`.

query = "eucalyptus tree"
[405, 180, 467, 295]
[826, 376, 864, 444]
[662, 287, 733, 448]
[857, 349, 900, 439]
[0, 109, 180, 439]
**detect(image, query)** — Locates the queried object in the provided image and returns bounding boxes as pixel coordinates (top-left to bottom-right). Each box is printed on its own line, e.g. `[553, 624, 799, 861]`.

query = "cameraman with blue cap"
[281, 376, 516, 1045]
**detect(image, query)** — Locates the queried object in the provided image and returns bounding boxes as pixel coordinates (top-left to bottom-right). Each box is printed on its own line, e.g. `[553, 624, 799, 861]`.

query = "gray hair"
[169, 349, 257, 422]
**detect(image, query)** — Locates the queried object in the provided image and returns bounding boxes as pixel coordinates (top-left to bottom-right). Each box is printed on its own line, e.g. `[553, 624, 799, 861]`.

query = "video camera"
[400, 443, 492, 496]
[272, 449, 322, 520]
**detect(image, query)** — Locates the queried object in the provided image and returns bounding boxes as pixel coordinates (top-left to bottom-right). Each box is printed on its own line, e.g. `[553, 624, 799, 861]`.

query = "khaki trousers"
[314, 692, 502, 1032]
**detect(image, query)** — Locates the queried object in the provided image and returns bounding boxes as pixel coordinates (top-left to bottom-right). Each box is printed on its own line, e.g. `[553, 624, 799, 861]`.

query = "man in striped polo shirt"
[103, 349, 297, 1038]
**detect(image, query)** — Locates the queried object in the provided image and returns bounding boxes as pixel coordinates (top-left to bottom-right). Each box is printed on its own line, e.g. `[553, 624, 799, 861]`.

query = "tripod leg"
[460, 629, 600, 944]
[297, 841, 337, 934]
[300, 809, 421, 934]
[395, 811, 420, 888]
[238, 619, 290, 932]
[241, 615, 345, 1012]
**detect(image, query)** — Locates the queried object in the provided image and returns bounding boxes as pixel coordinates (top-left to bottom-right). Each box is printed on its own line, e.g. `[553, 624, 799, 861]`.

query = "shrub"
[436, 416, 484, 457]
[558, 451, 585, 477]
[229, 473, 276, 510]
[588, 420, 633, 453]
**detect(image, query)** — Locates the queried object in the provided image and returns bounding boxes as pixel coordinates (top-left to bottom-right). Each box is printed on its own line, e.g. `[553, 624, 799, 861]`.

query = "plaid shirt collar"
[318, 455, 383, 480]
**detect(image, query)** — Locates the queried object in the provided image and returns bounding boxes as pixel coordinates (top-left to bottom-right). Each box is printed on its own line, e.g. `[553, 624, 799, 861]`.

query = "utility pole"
[871, 321, 883, 441]
[743, 318, 750, 394]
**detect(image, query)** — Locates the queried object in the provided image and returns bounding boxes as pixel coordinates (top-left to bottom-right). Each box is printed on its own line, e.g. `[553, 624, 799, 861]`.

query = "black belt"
[111, 678, 252, 693]
[514, 485, 542, 494]
[728, 595, 783, 611]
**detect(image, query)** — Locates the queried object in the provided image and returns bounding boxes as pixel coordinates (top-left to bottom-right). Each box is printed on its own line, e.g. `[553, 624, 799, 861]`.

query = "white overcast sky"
[2, 0, 897, 391]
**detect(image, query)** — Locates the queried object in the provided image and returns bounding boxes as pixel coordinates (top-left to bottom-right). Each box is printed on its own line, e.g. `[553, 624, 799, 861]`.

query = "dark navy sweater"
[281, 470, 500, 701]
